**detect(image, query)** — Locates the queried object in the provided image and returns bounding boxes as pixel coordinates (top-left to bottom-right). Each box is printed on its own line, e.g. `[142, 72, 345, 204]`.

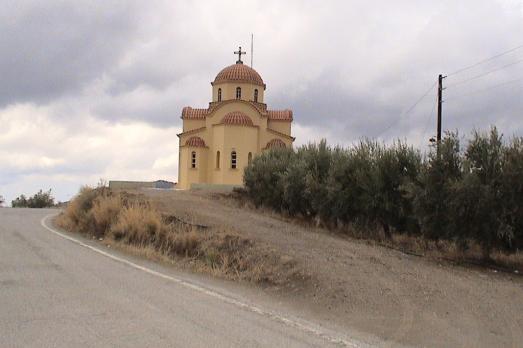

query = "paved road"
[0, 208, 361, 348]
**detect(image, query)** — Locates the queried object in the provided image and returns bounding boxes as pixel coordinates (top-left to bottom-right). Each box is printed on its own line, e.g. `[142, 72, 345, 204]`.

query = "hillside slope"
[142, 189, 522, 348]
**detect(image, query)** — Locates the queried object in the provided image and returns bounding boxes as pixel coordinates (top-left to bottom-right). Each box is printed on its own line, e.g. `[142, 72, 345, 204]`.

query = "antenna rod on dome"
[250, 34, 254, 68]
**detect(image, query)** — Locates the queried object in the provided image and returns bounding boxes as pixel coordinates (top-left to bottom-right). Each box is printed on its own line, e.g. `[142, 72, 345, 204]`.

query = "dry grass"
[384, 233, 523, 272]
[56, 187, 306, 286]
[92, 193, 122, 235]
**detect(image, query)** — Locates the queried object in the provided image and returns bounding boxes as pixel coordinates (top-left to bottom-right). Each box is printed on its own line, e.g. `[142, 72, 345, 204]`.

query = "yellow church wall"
[183, 119, 205, 132]
[209, 126, 226, 184]
[178, 148, 189, 189]
[212, 82, 264, 103]
[178, 146, 209, 189]
[210, 124, 258, 185]
[178, 116, 293, 188]
[267, 120, 291, 135]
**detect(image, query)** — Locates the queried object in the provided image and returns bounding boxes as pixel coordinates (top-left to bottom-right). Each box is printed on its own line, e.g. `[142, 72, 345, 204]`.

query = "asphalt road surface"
[0, 208, 367, 348]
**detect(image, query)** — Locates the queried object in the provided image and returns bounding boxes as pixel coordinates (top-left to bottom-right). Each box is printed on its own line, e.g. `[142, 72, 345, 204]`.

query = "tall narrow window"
[217, 88, 222, 102]
[191, 151, 196, 168]
[216, 151, 220, 169]
[254, 89, 258, 102]
[248, 152, 252, 165]
[236, 87, 241, 99]
[231, 151, 237, 169]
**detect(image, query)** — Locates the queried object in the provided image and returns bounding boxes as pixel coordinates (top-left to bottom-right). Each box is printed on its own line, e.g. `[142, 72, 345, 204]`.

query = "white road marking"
[41, 214, 363, 348]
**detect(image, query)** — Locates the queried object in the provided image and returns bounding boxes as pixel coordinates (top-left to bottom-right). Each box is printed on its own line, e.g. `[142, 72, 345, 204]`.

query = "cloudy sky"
[1, 0, 523, 204]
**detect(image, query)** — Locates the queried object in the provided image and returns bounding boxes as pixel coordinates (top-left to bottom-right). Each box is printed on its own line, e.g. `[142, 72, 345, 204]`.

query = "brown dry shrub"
[161, 225, 201, 257]
[56, 186, 99, 234]
[91, 194, 122, 236]
[109, 204, 163, 245]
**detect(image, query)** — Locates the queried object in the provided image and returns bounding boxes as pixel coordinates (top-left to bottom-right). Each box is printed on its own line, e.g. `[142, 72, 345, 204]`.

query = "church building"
[177, 47, 294, 189]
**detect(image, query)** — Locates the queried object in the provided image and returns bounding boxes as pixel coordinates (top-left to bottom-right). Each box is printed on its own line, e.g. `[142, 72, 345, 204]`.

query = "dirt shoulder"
[140, 188, 522, 348]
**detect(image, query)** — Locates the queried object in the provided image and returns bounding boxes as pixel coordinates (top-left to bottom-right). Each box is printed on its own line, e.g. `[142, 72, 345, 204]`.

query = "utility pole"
[437, 74, 446, 143]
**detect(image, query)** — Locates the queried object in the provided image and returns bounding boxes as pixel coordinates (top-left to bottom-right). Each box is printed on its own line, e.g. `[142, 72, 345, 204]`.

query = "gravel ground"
[141, 188, 523, 348]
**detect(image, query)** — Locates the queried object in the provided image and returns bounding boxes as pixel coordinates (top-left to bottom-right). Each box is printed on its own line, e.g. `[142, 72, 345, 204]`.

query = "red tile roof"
[268, 109, 293, 121]
[265, 138, 287, 149]
[182, 103, 293, 123]
[213, 63, 265, 87]
[177, 127, 206, 137]
[185, 136, 207, 147]
[220, 111, 254, 126]
[182, 107, 209, 120]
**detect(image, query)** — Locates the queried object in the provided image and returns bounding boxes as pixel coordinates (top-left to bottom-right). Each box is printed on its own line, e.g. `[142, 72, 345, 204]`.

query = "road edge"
[41, 213, 366, 348]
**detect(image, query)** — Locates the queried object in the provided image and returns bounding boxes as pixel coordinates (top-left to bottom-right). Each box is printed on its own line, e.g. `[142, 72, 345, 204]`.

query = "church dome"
[213, 63, 264, 87]
[221, 111, 254, 126]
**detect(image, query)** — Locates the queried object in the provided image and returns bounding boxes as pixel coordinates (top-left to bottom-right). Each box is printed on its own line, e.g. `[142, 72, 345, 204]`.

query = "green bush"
[411, 132, 462, 241]
[243, 127, 523, 257]
[500, 137, 523, 250]
[11, 189, 55, 208]
[243, 148, 295, 209]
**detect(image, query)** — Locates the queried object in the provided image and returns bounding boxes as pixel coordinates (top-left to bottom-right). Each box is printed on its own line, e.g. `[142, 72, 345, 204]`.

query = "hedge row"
[244, 127, 523, 257]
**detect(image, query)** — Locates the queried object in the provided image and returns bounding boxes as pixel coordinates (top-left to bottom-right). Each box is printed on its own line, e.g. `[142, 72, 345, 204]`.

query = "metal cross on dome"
[234, 46, 246, 64]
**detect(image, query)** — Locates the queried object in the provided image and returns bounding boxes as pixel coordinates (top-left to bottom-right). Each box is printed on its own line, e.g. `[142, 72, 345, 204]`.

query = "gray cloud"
[0, 1, 142, 106]
[1, 0, 523, 203]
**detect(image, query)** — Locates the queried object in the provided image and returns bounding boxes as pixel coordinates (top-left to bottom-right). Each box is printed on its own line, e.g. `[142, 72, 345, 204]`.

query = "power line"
[446, 57, 523, 88]
[421, 95, 438, 141]
[374, 81, 437, 138]
[447, 44, 523, 77]
[445, 75, 523, 101]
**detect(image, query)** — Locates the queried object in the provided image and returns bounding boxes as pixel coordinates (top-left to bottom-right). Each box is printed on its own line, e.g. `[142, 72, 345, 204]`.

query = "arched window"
[231, 151, 237, 169]
[217, 88, 222, 102]
[254, 89, 258, 102]
[191, 151, 196, 168]
[236, 87, 241, 99]
[248, 152, 253, 165]
[216, 151, 220, 169]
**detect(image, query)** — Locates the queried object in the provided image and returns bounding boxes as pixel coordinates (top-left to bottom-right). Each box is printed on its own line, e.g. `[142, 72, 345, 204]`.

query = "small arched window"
[217, 88, 222, 102]
[216, 151, 220, 169]
[231, 151, 237, 169]
[236, 87, 241, 99]
[191, 151, 196, 168]
[248, 152, 253, 165]
[254, 89, 258, 102]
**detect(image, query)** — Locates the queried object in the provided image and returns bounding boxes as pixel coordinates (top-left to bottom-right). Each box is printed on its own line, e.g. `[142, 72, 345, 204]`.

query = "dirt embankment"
[55, 188, 304, 287]
[141, 188, 523, 348]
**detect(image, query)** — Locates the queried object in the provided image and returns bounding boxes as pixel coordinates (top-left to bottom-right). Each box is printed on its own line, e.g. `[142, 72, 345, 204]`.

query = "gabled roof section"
[268, 109, 293, 121]
[182, 103, 293, 123]
[177, 126, 206, 137]
[267, 127, 296, 141]
[206, 100, 266, 119]
[182, 107, 209, 120]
